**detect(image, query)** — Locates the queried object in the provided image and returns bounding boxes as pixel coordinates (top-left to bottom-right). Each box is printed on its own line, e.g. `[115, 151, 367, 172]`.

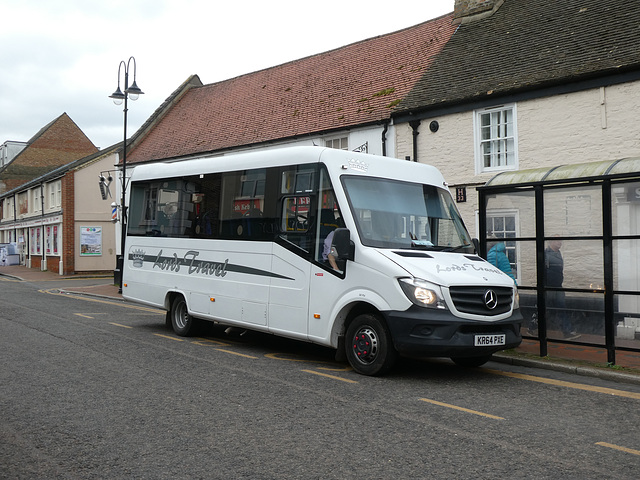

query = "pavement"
[2, 264, 640, 385]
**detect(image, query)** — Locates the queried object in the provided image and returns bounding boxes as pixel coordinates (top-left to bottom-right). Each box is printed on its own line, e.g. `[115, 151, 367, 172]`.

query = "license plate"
[474, 334, 506, 346]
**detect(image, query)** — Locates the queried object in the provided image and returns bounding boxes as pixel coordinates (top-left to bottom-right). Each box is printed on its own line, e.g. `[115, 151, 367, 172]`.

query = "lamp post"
[109, 56, 143, 293]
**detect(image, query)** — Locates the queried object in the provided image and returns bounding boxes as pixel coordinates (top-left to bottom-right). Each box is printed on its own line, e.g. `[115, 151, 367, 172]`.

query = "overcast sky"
[0, 0, 454, 150]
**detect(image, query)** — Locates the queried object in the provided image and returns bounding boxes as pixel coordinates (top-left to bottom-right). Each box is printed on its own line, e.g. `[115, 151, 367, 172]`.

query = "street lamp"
[109, 56, 143, 293]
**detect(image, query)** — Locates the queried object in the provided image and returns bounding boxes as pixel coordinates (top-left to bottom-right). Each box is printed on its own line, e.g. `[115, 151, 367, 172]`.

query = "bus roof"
[129, 146, 447, 187]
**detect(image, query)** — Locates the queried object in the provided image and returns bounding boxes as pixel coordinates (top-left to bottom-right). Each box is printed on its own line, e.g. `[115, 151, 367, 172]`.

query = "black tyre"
[345, 313, 397, 376]
[170, 295, 198, 336]
[451, 355, 492, 368]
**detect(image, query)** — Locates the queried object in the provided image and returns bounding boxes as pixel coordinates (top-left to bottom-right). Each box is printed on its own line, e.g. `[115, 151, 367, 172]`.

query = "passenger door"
[269, 244, 311, 338]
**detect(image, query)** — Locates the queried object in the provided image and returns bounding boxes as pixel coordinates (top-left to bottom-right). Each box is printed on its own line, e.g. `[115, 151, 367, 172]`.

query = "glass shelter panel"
[543, 186, 602, 237]
[613, 239, 640, 291]
[485, 190, 536, 238]
[544, 239, 603, 290]
[545, 291, 605, 343]
[611, 181, 640, 236]
[513, 240, 537, 287]
[614, 294, 640, 348]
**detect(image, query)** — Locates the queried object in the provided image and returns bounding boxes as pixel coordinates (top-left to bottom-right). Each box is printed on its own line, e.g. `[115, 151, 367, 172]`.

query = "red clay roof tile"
[128, 14, 455, 163]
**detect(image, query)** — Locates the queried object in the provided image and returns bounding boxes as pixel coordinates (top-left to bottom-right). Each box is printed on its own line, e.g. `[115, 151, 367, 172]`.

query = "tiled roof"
[0, 144, 120, 198]
[0, 113, 98, 193]
[127, 14, 456, 164]
[397, 0, 640, 113]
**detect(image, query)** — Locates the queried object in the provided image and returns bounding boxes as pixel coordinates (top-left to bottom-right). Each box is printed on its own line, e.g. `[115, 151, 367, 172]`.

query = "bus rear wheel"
[170, 295, 198, 336]
[345, 313, 397, 376]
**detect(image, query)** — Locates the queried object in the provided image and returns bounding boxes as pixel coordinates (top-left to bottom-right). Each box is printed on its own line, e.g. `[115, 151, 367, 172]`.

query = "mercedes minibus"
[123, 146, 522, 375]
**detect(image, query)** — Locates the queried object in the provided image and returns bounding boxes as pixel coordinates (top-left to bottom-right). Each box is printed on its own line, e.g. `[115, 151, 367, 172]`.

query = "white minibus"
[123, 147, 522, 375]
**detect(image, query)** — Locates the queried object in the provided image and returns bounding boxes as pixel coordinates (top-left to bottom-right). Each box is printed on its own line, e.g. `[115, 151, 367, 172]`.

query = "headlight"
[513, 287, 520, 309]
[399, 278, 447, 309]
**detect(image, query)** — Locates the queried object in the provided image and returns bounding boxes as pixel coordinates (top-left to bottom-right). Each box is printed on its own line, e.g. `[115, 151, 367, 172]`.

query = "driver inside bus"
[322, 215, 345, 271]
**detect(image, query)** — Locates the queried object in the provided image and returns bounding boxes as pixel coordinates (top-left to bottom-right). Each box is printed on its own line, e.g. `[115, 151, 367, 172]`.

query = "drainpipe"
[12, 195, 17, 245]
[381, 120, 389, 157]
[409, 120, 420, 162]
[41, 183, 46, 271]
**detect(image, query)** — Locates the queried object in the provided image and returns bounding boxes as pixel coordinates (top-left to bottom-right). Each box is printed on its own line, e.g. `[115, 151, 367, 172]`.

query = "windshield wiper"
[410, 242, 435, 250]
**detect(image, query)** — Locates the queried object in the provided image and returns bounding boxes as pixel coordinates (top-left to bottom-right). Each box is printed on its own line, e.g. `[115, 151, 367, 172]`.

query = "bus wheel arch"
[343, 305, 398, 376]
[169, 293, 199, 336]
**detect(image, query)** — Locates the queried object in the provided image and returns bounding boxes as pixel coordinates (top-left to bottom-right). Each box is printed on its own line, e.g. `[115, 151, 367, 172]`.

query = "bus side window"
[276, 166, 318, 253]
[315, 170, 343, 269]
[219, 169, 268, 240]
[128, 182, 157, 236]
[281, 196, 310, 233]
[190, 173, 221, 238]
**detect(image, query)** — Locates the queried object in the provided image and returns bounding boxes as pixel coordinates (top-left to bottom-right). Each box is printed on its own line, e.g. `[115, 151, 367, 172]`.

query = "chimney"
[453, 0, 504, 24]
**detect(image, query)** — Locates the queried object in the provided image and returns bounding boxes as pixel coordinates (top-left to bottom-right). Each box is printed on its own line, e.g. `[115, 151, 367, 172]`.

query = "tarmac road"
[2, 274, 640, 479]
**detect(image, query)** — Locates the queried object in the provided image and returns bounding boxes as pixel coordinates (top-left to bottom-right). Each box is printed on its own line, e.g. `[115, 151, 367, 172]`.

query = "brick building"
[0, 113, 97, 194]
[0, 116, 117, 274]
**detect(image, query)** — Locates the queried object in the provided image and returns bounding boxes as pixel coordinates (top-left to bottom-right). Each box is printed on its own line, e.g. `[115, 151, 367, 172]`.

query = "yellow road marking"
[74, 313, 94, 319]
[420, 398, 505, 420]
[596, 442, 640, 456]
[109, 322, 132, 329]
[154, 333, 184, 341]
[215, 348, 258, 359]
[302, 369, 359, 383]
[317, 365, 352, 372]
[40, 288, 164, 313]
[264, 352, 341, 368]
[265, 352, 315, 363]
[191, 338, 231, 347]
[483, 368, 640, 400]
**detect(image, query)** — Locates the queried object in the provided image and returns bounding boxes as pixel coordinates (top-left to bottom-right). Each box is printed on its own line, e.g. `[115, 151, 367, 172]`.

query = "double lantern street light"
[109, 56, 143, 293]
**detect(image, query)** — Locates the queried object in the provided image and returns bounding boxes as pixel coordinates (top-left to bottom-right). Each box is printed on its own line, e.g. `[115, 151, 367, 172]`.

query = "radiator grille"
[449, 286, 513, 315]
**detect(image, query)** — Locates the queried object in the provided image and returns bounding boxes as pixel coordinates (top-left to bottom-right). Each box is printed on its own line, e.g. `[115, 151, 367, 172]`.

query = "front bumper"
[382, 305, 523, 358]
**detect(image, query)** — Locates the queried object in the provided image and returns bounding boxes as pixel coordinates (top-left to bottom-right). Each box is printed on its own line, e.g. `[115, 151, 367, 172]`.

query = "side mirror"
[332, 228, 354, 261]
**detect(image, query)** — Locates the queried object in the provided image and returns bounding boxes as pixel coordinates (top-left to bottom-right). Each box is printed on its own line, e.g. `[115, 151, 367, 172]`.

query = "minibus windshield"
[342, 176, 473, 251]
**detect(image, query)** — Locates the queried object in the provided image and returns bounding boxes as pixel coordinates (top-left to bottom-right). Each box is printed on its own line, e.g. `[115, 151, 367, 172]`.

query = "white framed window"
[48, 183, 55, 209]
[31, 188, 40, 214]
[325, 137, 348, 150]
[4, 197, 14, 219]
[47, 180, 61, 209]
[17, 192, 28, 216]
[474, 104, 518, 173]
[30, 226, 42, 255]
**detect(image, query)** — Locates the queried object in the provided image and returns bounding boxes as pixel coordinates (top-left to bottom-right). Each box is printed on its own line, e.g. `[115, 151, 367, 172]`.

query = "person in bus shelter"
[487, 237, 517, 285]
[545, 236, 580, 340]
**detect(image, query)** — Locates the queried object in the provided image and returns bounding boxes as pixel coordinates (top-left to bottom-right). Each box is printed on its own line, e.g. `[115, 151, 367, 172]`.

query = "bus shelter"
[477, 157, 640, 365]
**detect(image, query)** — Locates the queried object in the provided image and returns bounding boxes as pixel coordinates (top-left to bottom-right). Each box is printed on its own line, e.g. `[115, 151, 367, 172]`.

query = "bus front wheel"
[170, 295, 197, 336]
[345, 314, 397, 376]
